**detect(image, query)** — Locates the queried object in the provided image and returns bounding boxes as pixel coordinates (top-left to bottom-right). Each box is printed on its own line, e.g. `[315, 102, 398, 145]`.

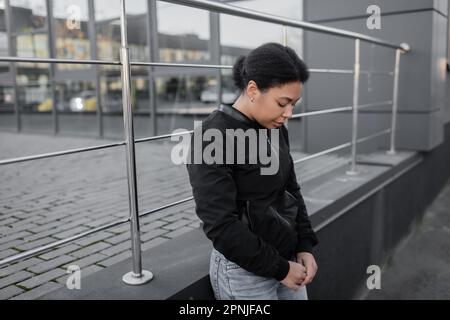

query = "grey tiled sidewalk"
[0, 131, 348, 300]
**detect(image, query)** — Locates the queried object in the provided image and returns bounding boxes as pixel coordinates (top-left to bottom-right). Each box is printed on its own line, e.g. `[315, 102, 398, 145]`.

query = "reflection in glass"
[10, 0, 47, 33]
[157, 2, 210, 63]
[95, 0, 148, 62]
[155, 75, 217, 134]
[219, 0, 303, 101]
[95, 0, 148, 125]
[54, 80, 95, 112]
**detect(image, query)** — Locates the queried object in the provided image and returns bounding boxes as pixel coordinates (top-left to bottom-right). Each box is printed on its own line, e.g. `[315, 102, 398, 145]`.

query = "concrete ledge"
[42, 228, 213, 300]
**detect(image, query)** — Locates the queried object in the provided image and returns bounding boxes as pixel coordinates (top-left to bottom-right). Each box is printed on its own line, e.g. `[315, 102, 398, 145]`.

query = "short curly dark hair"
[232, 42, 310, 93]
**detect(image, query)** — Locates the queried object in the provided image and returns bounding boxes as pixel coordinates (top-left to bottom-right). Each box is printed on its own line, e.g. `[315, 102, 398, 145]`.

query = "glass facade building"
[0, 0, 304, 138]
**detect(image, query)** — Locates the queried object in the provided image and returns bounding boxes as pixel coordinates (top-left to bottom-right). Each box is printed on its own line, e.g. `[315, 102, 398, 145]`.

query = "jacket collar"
[218, 104, 264, 129]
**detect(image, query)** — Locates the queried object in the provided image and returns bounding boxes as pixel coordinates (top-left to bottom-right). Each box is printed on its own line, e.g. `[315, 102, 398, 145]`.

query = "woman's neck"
[232, 97, 254, 121]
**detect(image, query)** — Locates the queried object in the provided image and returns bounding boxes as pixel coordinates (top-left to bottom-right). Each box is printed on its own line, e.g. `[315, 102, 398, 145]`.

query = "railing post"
[120, 0, 153, 285]
[387, 48, 401, 155]
[346, 38, 360, 175]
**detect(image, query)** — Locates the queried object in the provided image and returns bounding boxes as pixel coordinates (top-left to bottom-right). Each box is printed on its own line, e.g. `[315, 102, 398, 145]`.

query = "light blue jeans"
[210, 248, 308, 300]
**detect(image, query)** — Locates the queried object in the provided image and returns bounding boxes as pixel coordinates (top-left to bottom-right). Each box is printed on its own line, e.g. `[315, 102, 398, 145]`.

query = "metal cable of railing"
[0, 0, 410, 286]
[0, 196, 193, 268]
[293, 129, 392, 164]
[0, 56, 396, 76]
[0, 141, 126, 166]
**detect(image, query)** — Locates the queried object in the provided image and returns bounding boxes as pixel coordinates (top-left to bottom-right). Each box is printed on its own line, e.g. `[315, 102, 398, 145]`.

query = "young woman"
[187, 42, 318, 300]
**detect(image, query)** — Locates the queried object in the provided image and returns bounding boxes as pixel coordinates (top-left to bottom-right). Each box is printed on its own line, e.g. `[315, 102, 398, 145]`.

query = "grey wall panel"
[306, 112, 380, 154]
[376, 110, 444, 151]
[304, 2, 447, 152]
[305, 12, 434, 113]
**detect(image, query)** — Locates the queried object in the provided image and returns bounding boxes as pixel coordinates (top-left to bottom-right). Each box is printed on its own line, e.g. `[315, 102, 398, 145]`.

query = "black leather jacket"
[186, 104, 318, 281]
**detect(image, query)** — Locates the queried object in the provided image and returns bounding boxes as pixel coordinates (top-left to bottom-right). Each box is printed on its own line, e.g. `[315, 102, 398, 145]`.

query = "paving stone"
[163, 226, 194, 239]
[141, 237, 169, 251]
[10, 282, 63, 300]
[38, 244, 82, 260]
[73, 231, 114, 247]
[52, 226, 91, 240]
[140, 228, 169, 242]
[17, 269, 66, 290]
[97, 251, 132, 267]
[0, 285, 25, 300]
[0, 248, 19, 260]
[0, 271, 34, 289]
[62, 253, 108, 269]
[162, 219, 192, 231]
[70, 242, 112, 259]
[99, 242, 130, 257]
[27, 255, 75, 274]
[0, 258, 43, 278]
[15, 237, 57, 252]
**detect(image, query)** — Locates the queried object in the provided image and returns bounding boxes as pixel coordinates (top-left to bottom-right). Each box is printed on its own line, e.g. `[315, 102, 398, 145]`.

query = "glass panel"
[10, 0, 47, 33]
[14, 26, 51, 133]
[154, 74, 216, 135]
[17, 81, 53, 134]
[95, 0, 148, 61]
[156, 1, 210, 63]
[218, 0, 304, 149]
[94, 0, 148, 139]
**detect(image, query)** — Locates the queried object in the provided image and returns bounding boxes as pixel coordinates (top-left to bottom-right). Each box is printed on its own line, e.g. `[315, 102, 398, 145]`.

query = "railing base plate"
[122, 270, 153, 285]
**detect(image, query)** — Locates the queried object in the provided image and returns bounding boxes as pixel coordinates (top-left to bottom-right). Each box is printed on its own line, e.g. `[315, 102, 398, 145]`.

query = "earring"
[251, 98, 255, 103]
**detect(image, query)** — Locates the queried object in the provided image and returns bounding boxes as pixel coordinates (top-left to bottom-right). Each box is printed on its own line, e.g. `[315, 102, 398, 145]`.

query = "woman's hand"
[280, 261, 308, 291]
[297, 252, 318, 286]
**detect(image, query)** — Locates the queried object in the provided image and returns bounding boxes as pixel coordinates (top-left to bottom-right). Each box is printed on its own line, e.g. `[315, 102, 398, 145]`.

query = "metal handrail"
[293, 128, 391, 164]
[0, 0, 409, 285]
[162, 0, 409, 51]
[0, 56, 120, 66]
[0, 56, 394, 76]
[0, 196, 194, 268]
[0, 126, 390, 268]
[290, 101, 392, 119]
[0, 141, 126, 166]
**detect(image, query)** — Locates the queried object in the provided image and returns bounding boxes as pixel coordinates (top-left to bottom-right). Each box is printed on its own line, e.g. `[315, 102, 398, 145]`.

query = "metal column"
[120, 0, 153, 285]
[387, 48, 401, 155]
[346, 38, 360, 175]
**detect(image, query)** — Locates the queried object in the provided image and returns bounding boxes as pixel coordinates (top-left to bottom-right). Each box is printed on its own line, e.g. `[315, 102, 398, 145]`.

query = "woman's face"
[249, 81, 303, 129]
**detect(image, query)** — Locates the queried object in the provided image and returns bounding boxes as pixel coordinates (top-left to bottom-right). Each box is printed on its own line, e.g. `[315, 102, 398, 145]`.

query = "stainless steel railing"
[0, 0, 410, 286]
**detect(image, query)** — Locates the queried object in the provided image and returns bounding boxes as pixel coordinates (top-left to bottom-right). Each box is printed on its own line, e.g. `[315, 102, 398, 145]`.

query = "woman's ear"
[246, 80, 259, 102]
